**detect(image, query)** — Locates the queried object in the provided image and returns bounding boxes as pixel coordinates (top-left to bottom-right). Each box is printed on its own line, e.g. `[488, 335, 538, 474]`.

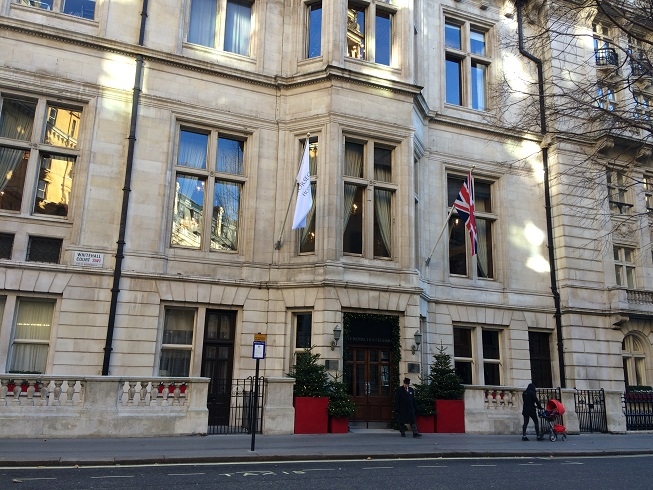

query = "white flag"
[292, 141, 313, 229]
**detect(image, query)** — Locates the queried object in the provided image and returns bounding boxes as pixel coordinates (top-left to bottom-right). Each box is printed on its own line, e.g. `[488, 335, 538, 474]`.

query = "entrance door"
[201, 310, 236, 427]
[345, 346, 393, 423]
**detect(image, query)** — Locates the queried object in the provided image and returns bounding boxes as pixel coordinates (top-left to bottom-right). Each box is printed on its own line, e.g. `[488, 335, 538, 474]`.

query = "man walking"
[394, 377, 422, 438]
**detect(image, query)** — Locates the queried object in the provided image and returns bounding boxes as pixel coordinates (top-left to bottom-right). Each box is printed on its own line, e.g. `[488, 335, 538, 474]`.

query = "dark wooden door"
[345, 346, 393, 423]
[201, 310, 236, 427]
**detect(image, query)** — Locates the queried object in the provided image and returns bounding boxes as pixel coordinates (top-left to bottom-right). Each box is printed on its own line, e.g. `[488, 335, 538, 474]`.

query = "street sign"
[253, 341, 266, 359]
[254, 333, 267, 342]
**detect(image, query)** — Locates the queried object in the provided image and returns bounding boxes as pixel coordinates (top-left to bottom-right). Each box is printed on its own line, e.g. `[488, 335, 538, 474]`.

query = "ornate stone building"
[0, 0, 651, 432]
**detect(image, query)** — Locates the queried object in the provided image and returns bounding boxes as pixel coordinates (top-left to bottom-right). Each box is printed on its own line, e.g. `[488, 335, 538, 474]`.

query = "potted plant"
[6, 379, 16, 393]
[179, 382, 187, 395]
[157, 382, 165, 394]
[413, 381, 436, 433]
[287, 347, 330, 434]
[427, 343, 465, 433]
[327, 376, 356, 433]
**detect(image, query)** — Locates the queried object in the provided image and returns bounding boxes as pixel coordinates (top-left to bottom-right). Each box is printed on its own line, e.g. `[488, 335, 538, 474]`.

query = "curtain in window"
[211, 180, 240, 250]
[477, 218, 489, 278]
[9, 301, 54, 374]
[188, 0, 217, 48]
[344, 143, 364, 231]
[300, 183, 317, 250]
[0, 148, 27, 195]
[0, 99, 35, 199]
[224, 0, 251, 56]
[374, 188, 392, 256]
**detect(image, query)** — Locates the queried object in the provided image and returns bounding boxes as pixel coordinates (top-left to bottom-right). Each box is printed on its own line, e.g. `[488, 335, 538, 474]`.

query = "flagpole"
[425, 165, 475, 266]
[275, 134, 310, 250]
[425, 206, 455, 266]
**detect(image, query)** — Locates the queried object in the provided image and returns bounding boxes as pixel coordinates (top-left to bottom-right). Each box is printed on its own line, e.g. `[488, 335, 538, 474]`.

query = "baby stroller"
[538, 399, 567, 442]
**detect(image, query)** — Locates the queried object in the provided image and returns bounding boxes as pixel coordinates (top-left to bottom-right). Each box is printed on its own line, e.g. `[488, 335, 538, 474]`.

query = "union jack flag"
[453, 171, 477, 256]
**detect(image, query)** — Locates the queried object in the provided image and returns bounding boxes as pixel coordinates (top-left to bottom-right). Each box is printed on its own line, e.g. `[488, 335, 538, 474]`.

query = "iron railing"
[622, 391, 653, 430]
[575, 389, 608, 433]
[595, 47, 618, 67]
[536, 388, 563, 432]
[207, 377, 264, 435]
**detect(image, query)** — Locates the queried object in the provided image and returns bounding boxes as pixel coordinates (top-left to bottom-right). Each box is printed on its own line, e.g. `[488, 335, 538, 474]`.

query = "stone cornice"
[0, 18, 423, 98]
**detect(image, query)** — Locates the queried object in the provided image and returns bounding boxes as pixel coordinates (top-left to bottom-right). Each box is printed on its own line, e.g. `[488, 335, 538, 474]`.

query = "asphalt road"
[2, 455, 652, 489]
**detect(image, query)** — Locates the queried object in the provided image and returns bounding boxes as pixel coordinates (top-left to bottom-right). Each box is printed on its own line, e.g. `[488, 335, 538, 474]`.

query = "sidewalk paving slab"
[1, 431, 652, 467]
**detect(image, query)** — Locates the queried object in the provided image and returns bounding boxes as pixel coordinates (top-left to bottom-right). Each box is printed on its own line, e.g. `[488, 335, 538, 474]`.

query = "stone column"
[262, 377, 295, 435]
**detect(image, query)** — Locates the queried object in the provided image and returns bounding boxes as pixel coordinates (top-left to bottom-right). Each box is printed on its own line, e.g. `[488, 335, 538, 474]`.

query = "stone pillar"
[262, 377, 295, 435]
[604, 389, 626, 433]
[560, 389, 580, 435]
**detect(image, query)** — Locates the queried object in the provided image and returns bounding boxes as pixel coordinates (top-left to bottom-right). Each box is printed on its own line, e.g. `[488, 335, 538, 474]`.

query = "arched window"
[622, 334, 647, 387]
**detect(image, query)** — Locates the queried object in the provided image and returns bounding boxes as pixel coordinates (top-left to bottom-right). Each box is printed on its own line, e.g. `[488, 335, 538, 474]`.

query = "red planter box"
[328, 416, 349, 433]
[416, 415, 435, 433]
[435, 399, 465, 433]
[294, 396, 329, 434]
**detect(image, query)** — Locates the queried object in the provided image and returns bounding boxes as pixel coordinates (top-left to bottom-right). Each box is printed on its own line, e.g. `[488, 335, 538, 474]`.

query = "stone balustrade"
[0, 376, 209, 438]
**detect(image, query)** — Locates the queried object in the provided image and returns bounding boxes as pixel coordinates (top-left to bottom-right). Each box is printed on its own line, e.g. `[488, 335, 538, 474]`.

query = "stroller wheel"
[549, 432, 557, 442]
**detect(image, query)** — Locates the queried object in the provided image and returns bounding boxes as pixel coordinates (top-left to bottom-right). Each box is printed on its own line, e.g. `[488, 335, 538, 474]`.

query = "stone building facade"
[0, 0, 651, 431]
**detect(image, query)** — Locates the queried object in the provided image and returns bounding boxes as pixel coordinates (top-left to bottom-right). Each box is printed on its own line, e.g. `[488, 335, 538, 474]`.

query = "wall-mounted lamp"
[411, 330, 422, 355]
[331, 324, 342, 350]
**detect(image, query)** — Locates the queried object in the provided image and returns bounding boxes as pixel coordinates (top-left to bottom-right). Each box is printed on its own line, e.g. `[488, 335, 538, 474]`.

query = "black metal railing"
[207, 377, 264, 435]
[622, 391, 653, 430]
[595, 47, 618, 67]
[575, 389, 608, 433]
[536, 388, 563, 433]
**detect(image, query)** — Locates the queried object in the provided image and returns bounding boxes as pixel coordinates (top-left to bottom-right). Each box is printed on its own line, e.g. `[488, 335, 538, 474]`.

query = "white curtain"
[224, 0, 251, 56]
[9, 301, 54, 374]
[344, 143, 364, 231]
[188, 0, 217, 47]
[0, 98, 35, 198]
[300, 183, 317, 250]
[374, 189, 392, 256]
[476, 218, 489, 278]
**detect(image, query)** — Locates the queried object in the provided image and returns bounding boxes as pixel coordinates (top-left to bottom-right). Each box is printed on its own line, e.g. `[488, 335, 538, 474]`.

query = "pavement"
[1, 429, 652, 467]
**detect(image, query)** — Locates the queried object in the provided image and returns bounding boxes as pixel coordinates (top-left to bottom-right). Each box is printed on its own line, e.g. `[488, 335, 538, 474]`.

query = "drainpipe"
[102, 0, 149, 375]
[516, 0, 566, 388]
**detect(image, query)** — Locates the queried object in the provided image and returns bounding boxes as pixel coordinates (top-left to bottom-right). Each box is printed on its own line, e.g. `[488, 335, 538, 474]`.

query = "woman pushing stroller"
[521, 383, 543, 441]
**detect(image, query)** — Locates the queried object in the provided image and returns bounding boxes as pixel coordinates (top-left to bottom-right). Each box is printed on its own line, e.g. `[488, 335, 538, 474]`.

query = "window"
[644, 176, 653, 212]
[482, 329, 501, 385]
[15, 0, 96, 20]
[453, 326, 503, 385]
[299, 141, 318, 254]
[614, 245, 635, 288]
[8, 299, 54, 374]
[448, 174, 494, 278]
[622, 334, 646, 387]
[306, 2, 322, 59]
[444, 18, 490, 110]
[0, 233, 14, 259]
[597, 85, 616, 111]
[593, 23, 618, 66]
[529, 331, 553, 388]
[453, 327, 473, 384]
[628, 36, 651, 77]
[159, 308, 195, 377]
[295, 313, 312, 350]
[343, 140, 396, 258]
[26, 236, 62, 263]
[187, 0, 252, 56]
[347, 1, 394, 66]
[634, 93, 651, 122]
[171, 127, 246, 252]
[607, 170, 632, 214]
[0, 95, 80, 217]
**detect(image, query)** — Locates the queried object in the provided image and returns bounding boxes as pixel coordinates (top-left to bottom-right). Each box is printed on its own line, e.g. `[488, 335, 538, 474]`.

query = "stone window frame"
[443, 13, 493, 111]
